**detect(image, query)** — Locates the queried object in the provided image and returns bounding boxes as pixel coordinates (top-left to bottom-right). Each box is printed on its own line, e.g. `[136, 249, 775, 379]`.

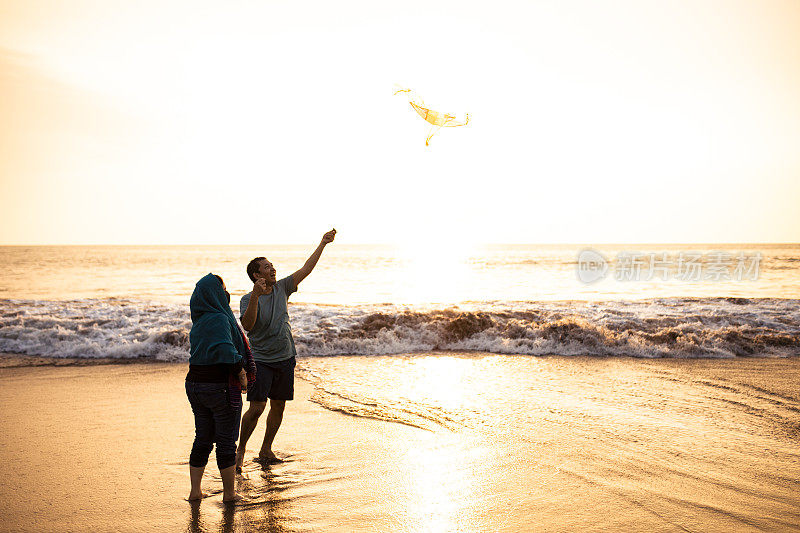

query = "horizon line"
[1, 242, 798, 247]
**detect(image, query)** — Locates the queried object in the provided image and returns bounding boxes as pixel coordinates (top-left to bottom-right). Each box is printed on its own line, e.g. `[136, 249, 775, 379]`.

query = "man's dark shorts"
[247, 357, 296, 402]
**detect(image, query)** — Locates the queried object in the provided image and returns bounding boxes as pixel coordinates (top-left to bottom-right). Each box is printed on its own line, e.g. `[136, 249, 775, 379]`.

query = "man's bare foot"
[255, 451, 283, 464]
[223, 493, 243, 503]
[186, 492, 209, 501]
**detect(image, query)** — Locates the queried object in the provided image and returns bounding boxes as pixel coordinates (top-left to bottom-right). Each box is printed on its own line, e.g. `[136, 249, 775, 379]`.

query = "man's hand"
[321, 228, 336, 245]
[238, 369, 247, 392]
[252, 278, 268, 297]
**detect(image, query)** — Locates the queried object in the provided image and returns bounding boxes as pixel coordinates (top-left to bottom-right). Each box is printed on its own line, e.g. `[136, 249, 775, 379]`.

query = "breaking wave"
[0, 299, 191, 361]
[0, 297, 798, 361]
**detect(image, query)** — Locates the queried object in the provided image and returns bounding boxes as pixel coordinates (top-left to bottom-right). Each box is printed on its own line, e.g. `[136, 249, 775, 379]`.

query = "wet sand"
[0, 357, 441, 532]
[0, 354, 798, 532]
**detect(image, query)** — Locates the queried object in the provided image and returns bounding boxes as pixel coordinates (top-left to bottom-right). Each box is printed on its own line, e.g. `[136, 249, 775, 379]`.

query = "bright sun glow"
[1, 1, 799, 244]
[396, 241, 477, 304]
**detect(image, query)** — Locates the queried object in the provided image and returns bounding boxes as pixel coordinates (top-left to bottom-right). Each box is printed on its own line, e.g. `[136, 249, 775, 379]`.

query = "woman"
[186, 273, 255, 502]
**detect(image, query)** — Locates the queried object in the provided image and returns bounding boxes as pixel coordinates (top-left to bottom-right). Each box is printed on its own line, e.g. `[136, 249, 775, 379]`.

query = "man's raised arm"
[292, 229, 336, 285]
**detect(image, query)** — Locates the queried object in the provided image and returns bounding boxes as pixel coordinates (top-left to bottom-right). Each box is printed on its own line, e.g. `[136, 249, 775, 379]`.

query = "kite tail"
[426, 125, 443, 146]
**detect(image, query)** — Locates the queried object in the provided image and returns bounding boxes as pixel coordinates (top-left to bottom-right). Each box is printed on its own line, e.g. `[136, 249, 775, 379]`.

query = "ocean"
[1, 244, 798, 361]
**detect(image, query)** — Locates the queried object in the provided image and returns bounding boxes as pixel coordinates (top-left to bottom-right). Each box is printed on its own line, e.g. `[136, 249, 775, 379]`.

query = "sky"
[1, 0, 798, 245]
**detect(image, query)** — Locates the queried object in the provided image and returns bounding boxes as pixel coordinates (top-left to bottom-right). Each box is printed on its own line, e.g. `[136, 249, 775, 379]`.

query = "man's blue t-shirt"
[239, 275, 297, 363]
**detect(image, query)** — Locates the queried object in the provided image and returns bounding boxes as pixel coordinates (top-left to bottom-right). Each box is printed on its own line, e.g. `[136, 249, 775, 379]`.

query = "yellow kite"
[394, 87, 470, 146]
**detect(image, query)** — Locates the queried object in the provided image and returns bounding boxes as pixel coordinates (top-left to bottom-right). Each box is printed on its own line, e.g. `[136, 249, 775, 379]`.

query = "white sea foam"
[0, 299, 191, 361]
[1, 297, 798, 361]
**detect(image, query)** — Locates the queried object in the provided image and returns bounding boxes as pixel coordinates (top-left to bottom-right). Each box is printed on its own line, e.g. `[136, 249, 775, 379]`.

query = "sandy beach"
[1, 353, 798, 532]
[0, 356, 433, 532]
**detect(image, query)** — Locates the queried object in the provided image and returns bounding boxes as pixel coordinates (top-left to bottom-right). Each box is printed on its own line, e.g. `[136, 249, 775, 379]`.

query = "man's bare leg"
[235, 401, 266, 472]
[258, 399, 286, 462]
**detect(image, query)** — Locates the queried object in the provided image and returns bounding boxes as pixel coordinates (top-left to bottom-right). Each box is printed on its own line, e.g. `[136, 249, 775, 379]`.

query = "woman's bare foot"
[186, 492, 209, 501]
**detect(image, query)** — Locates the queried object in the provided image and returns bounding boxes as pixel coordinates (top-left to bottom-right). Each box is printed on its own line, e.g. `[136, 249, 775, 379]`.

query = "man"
[235, 228, 336, 470]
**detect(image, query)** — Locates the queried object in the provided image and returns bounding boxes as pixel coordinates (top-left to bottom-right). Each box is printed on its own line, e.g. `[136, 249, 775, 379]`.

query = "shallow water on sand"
[0, 355, 798, 532]
[300, 354, 800, 531]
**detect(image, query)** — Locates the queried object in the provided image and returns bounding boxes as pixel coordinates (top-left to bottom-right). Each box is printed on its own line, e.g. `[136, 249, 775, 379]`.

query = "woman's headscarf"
[189, 273, 244, 365]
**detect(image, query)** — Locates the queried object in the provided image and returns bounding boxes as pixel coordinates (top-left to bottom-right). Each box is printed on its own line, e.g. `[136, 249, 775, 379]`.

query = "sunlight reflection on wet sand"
[1, 356, 799, 531]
